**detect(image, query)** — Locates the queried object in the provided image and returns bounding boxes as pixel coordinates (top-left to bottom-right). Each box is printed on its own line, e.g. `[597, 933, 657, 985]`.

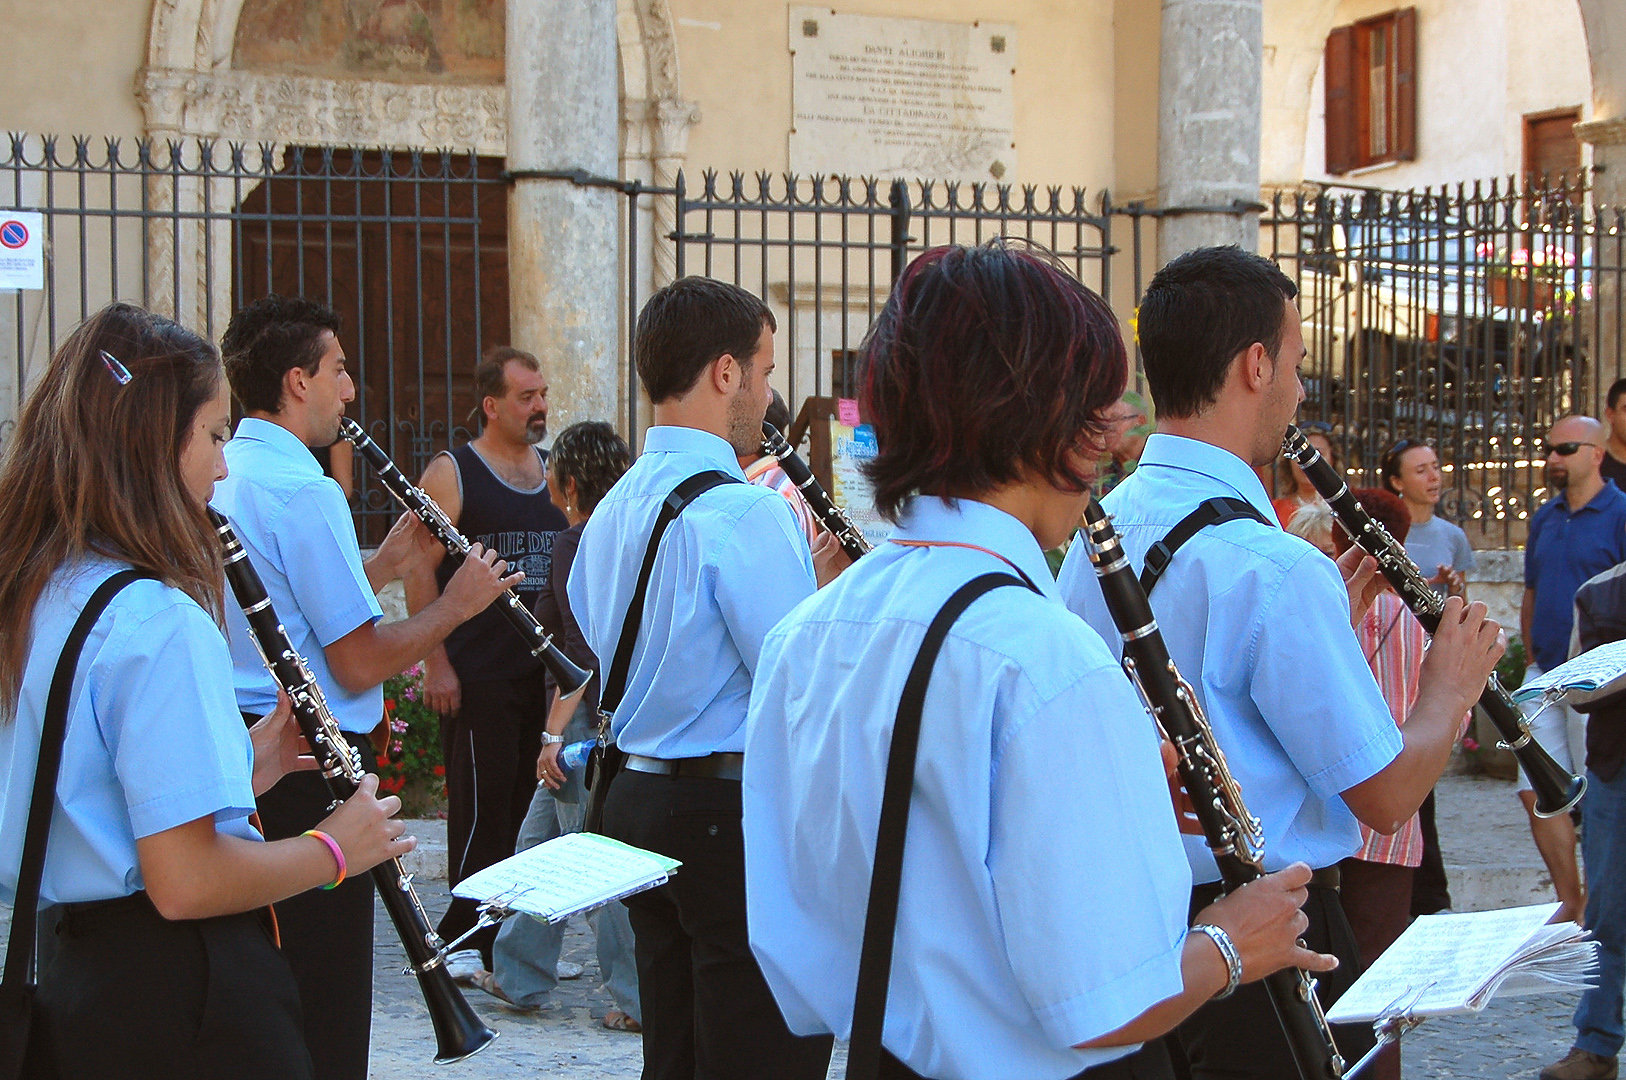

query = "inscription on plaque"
[789, 8, 1017, 182]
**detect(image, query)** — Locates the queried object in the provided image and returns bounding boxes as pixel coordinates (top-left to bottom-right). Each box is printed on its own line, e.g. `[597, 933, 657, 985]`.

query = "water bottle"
[559, 739, 594, 774]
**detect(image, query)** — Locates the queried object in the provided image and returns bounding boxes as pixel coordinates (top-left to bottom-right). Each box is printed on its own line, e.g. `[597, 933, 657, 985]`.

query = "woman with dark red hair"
[741, 242, 1332, 1080]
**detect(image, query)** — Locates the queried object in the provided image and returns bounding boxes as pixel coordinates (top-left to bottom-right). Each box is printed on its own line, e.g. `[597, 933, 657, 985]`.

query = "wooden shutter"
[1325, 25, 1357, 175]
[1395, 7, 1418, 161]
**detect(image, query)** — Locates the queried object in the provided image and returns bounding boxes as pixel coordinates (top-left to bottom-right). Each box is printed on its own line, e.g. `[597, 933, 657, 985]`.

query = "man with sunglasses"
[1522, 417, 1626, 939]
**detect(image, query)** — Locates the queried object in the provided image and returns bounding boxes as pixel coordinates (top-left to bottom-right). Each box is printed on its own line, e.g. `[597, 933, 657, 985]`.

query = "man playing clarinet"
[215, 295, 518, 1080]
[1057, 246, 1505, 1080]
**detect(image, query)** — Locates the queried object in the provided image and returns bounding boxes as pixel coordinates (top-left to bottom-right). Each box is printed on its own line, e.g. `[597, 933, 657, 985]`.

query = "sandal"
[602, 1009, 642, 1033]
[472, 970, 545, 1013]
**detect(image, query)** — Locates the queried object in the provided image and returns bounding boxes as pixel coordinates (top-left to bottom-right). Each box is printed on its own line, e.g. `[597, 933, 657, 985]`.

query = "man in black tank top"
[404, 347, 568, 973]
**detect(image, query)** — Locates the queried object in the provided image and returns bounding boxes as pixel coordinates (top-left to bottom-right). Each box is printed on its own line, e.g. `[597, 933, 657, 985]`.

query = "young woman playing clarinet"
[741, 241, 1337, 1080]
[0, 303, 413, 1079]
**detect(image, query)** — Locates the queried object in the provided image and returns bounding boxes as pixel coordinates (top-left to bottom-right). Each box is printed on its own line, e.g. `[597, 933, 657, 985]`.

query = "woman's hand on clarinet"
[317, 772, 416, 878]
[248, 690, 317, 797]
[1195, 864, 1339, 985]
[441, 542, 526, 620]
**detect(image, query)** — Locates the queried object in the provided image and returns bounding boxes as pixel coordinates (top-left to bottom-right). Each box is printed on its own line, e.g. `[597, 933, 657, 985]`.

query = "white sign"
[0, 213, 43, 291]
[789, 8, 1016, 183]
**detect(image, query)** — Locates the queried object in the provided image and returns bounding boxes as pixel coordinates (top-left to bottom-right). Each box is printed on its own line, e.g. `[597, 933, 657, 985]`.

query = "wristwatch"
[540, 732, 565, 746]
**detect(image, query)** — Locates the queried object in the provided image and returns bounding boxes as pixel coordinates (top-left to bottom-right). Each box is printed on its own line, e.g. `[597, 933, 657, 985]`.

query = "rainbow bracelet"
[303, 828, 347, 890]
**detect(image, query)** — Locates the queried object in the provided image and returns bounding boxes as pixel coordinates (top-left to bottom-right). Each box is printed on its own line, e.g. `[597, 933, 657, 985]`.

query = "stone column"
[1157, 0, 1265, 261]
[1576, 117, 1626, 406]
[506, 0, 621, 436]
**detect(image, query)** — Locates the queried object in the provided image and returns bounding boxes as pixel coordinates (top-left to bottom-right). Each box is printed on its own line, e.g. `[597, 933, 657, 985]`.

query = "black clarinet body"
[209, 508, 496, 1063]
[760, 421, 872, 561]
[1079, 500, 1345, 1080]
[1280, 427, 1584, 817]
[338, 417, 592, 695]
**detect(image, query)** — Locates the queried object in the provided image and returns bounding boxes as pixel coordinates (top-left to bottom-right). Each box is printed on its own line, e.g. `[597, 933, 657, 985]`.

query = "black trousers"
[602, 768, 833, 1080]
[436, 671, 547, 965]
[1410, 789, 1452, 915]
[253, 724, 377, 1080]
[35, 891, 311, 1080]
[1168, 883, 1375, 1080]
[878, 1041, 1174, 1080]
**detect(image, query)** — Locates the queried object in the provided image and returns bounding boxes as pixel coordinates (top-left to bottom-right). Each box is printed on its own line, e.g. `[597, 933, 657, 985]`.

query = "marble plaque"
[789, 8, 1017, 183]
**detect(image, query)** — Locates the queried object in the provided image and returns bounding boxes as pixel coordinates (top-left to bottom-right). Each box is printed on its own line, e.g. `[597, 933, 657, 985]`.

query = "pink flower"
[390, 719, 409, 734]
[1462, 737, 1480, 752]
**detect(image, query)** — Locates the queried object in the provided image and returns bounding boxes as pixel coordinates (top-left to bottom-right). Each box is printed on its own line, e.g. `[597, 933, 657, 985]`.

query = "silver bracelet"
[1191, 923, 1243, 1000]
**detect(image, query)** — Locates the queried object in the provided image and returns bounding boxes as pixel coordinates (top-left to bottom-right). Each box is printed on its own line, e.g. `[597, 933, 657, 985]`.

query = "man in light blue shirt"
[570, 277, 844, 1080]
[745, 243, 1332, 1080]
[215, 295, 517, 1080]
[1058, 246, 1503, 1080]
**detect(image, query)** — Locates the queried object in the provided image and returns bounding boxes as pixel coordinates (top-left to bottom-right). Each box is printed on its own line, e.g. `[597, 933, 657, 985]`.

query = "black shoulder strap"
[846, 571, 1036, 1080]
[598, 471, 742, 720]
[3, 568, 154, 990]
[1140, 497, 1271, 596]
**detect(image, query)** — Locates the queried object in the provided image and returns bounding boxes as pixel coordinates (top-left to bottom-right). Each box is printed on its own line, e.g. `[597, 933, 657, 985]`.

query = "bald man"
[1522, 416, 1626, 925]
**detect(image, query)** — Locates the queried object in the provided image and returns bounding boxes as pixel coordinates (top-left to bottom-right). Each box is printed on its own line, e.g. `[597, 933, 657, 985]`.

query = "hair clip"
[100, 350, 133, 386]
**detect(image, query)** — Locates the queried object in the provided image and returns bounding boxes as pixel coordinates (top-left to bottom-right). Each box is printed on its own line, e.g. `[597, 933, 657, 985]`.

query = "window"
[1325, 8, 1417, 174]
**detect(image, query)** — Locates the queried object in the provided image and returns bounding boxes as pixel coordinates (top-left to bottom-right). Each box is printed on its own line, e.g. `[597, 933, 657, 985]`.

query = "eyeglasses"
[1544, 441, 1600, 457]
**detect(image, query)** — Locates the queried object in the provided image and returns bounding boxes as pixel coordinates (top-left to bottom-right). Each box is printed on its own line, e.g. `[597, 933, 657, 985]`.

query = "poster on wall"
[789, 7, 1017, 183]
[829, 403, 892, 549]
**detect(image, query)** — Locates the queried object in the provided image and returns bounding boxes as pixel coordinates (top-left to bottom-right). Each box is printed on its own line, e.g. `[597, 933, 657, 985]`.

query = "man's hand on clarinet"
[1335, 544, 1382, 627]
[1417, 594, 1505, 721]
[440, 542, 525, 620]
[811, 529, 851, 588]
[370, 510, 438, 582]
[1195, 863, 1339, 985]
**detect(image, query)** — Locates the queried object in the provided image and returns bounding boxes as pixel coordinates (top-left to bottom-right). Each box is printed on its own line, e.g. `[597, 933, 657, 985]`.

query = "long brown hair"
[0, 303, 226, 716]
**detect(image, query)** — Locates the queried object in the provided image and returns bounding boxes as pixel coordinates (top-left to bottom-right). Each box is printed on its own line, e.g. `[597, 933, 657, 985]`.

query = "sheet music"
[1512, 640, 1626, 703]
[1327, 904, 1566, 1022]
[452, 833, 680, 923]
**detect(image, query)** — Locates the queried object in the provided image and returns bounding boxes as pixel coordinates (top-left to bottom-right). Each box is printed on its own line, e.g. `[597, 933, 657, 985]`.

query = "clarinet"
[1280, 426, 1585, 817]
[339, 417, 592, 695]
[759, 421, 872, 561]
[1079, 500, 1346, 1080]
[209, 508, 497, 1064]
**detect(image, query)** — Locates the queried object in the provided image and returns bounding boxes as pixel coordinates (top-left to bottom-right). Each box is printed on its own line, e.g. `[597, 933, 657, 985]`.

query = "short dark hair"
[547, 421, 630, 516]
[859, 241, 1128, 521]
[470, 345, 540, 428]
[1333, 487, 1412, 552]
[220, 295, 342, 414]
[634, 277, 776, 404]
[1608, 378, 1626, 411]
[1137, 246, 1299, 419]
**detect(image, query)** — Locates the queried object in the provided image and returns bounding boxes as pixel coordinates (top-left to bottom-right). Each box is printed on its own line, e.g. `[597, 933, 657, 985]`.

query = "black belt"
[623, 752, 744, 781]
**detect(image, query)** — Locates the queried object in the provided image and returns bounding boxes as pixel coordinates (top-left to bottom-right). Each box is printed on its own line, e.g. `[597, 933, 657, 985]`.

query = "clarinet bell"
[418, 965, 498, 1063]
[548, 649, 594, 698]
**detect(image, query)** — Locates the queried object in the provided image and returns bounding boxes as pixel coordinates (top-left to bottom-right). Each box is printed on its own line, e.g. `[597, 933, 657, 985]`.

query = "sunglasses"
[1296, 420, 1333, 435]
[1544, 441, 1599, 457]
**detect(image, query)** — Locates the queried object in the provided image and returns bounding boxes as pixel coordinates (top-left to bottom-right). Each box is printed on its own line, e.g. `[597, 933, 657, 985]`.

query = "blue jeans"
[1576, 767, 1626, 1057]
[490, 701, 640, 1019]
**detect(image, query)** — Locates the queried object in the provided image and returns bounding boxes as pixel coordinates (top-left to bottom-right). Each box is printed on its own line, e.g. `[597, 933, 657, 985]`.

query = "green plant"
[377, 663, 446, 803]
[1496, 635, 1527, 691]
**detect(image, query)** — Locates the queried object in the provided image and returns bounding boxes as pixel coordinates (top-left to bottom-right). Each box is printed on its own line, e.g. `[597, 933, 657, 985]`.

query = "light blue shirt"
[743, 498, 1191, 1080]
[215, 417, 384, 733]
[1058, 434, 1403, 880]
[0, 556, 259, 905]
[569, 425, 815, 758]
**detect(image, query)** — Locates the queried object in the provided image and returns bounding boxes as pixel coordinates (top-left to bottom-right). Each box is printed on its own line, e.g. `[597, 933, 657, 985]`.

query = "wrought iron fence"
[1263, 175, 1623, 546]
[2, 130, 1619, 549]
[0, 133, 507, 543]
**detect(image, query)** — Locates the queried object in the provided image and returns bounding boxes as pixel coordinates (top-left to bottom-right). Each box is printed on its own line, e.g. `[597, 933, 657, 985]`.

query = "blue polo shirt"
[1524, 481, 1626, 672]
